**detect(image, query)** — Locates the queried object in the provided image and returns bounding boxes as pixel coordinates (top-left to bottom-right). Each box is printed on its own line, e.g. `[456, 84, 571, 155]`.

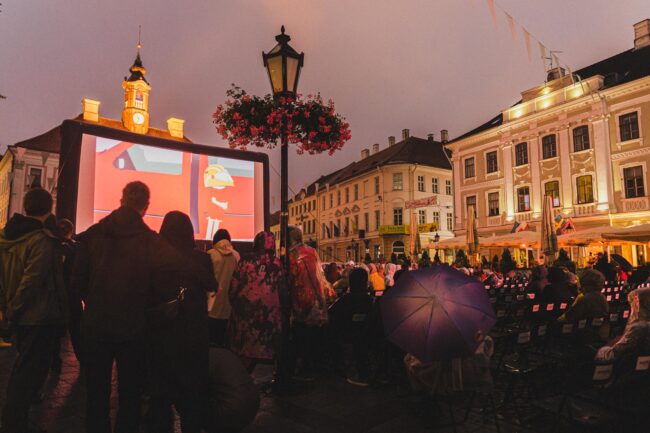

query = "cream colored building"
[447, 19, 650, 265]
[289, 129, 454, 263]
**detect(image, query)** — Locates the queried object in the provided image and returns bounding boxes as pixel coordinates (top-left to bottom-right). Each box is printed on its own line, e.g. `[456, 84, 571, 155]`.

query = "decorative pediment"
[335, 210, 342, 217]
[343, 207, 351, 215]
[351, 205, 360, 213]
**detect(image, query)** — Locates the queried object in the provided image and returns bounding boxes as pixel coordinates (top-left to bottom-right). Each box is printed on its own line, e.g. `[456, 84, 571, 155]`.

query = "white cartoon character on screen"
[204, 164, 234, 240]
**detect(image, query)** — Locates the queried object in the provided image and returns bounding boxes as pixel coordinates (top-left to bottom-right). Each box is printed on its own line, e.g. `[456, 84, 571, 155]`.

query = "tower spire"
[126, 26, 148, 83]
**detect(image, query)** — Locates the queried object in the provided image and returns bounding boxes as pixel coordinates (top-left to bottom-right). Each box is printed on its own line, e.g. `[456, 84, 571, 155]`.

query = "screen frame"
[57, 119, 270, 249]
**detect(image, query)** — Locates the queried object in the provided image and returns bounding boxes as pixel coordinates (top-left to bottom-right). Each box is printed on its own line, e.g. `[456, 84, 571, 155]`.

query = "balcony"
[574, 203, 596, 216]
[622, 196, 650, 213]
[514, 211, 533, 223]
[487, 215, 503, 227]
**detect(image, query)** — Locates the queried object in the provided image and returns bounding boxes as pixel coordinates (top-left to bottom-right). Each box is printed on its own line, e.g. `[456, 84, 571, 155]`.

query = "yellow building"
[290, 129, 454, 263]
[447, 19, 650, 265]
[0, 44, 189, 226]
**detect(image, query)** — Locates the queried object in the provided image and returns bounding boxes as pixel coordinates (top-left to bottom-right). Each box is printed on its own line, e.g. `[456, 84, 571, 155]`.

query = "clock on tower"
[122, 42, 151, 134]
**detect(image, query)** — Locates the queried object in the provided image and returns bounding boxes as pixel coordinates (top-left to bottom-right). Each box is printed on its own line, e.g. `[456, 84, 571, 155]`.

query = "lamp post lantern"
[263, 26, 303, 391]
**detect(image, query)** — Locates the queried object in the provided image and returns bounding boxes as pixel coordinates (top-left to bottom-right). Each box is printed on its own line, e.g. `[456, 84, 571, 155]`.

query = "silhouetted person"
[0, 188, 68, 433]
[72, 181, 175, 433]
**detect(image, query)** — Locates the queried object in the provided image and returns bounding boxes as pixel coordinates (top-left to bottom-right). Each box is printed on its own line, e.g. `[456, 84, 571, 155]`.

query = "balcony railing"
[487, 215, 503, 227]
[574, 203, 596, 216]
[514, 211, 533, 223]
[622, 196, 650, 213]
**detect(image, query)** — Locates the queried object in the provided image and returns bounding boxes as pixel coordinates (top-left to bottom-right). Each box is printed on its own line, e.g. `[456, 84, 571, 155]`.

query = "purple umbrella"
[381, 266, 496, 362]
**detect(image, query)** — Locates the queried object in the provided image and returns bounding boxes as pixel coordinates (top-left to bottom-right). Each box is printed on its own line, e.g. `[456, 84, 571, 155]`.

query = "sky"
[1, 0, 648, 209]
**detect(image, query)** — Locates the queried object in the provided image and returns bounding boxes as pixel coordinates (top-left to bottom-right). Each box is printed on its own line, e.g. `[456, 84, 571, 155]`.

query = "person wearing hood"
[207, 229, 240, 347]
[146, 211, 217, 433]
[0, 188, 68, 433]
[384, 263, 397, 290]
[71, 181, 177, 433]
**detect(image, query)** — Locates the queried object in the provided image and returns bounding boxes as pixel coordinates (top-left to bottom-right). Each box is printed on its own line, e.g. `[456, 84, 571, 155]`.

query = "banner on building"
[405, 195, 438, 209]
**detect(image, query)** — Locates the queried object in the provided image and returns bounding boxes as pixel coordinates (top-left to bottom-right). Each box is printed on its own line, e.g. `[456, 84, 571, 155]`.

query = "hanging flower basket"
[213, 85, 351, 155]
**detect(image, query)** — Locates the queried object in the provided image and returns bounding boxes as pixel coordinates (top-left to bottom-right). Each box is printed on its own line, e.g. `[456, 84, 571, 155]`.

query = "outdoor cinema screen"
[73, 133, 266, 242]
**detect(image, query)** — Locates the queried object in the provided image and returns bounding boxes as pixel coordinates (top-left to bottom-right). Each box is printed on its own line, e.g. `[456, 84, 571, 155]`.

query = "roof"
[14, 114, 192, 154]
[450, 44, 650, 143]
[292, 135, 451, 201]
[126, 52, 149, 84]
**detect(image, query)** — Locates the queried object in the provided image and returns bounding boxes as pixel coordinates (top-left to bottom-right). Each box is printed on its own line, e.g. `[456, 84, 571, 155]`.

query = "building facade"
[447, 19, 650, 265]
[289, 129, 454, 263]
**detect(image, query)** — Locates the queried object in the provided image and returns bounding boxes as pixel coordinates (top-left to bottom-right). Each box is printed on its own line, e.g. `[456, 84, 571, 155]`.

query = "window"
[364, 212, 369, 231]
[345, 187, 349, 203]
[433, 211, 440, 227]
[446, 213, 453, 231]
[517, 187, 531, 212]
[418, 209, 426, 224]
[486, 151, 498, 173]
[345, 217, 350, 235]
[464, 157, 475, 178]
[375, 210, 381, 230]
[445, 180, 452, 195]
[28, 167, 43, 188]
[576, 175, 594, 204]
[392, 173, 403, 191]
[573, 126, 590, 152]
[322, 196, 326, 209]
[432, 177, 439, 193]
[466, 196, 477, 216]
[322, 223, 327, 238]
[353, 215, 359, 233]
[545, 181, 561, 207]
[354, 184, 359, 200]
[337, 190, 341, 205]
[417, 175, 425, 192]
[488, 192, 500, 216]
[515, 142, 528, 166]
[619, 112, 640, 142]
[542, 135, 557, 159]
[374, 176, 380, 194]
[393, 208, 403, 225]
[624, 166, 645, 198]
[337, 219, 341, 236]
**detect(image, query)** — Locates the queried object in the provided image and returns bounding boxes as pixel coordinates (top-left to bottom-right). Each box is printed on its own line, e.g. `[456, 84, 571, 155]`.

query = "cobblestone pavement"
[0, 338, 572, 433]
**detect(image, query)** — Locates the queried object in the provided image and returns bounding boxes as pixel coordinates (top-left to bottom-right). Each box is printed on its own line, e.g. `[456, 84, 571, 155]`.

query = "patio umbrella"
[541, 195, 558, 265]
[611, 253, 633, 272]
[381, 266, 496, 362]
[467, 206, 479, 256]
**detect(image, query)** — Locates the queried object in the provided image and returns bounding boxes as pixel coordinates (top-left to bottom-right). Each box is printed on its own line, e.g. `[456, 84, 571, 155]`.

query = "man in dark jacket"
[0, 188, 68, 433]
[72, 181, 175, 433]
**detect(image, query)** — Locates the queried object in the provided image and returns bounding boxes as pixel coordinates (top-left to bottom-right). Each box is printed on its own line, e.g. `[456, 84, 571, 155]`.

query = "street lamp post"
[263, 26, 304, 390]
[434, 232, 440, 263]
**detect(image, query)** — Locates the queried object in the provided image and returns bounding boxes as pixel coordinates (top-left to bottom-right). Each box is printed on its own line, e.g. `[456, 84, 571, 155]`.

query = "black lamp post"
[434, 232, 440, 262]
[263, 26, 303, 390]
[263, 25, 304, 272]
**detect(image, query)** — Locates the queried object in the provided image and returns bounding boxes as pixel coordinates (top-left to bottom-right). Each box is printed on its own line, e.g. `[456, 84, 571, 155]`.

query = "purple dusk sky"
[1, 1, 648, 208]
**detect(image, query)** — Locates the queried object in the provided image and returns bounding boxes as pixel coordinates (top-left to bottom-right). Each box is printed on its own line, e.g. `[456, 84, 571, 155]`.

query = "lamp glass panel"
[266, 56, 284, 94]
[286, 57, 299, 93]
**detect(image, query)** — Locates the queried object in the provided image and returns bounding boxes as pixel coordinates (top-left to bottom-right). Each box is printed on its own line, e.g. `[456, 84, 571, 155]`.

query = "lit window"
[545, 181, 561, 207]
[576, 175, 594, 204]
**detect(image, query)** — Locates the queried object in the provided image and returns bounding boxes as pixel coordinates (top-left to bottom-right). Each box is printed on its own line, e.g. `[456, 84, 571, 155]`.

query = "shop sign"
[379, 225, 409, 235]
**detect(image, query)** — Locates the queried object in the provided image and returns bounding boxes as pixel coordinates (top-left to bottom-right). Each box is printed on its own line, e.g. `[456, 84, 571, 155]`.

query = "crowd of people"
[2, 181, 650, 433]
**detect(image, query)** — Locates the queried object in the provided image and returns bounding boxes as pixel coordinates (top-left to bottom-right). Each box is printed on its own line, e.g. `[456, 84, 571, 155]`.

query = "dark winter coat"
[71, 206, 176, 342]
[0, 213, 67, 326]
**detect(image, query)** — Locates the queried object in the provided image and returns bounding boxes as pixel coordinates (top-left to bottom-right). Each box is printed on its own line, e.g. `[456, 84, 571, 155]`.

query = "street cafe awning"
[602, 223, 650, 243]
[558, 224, 650, 246]
[480, 230, 540, 248]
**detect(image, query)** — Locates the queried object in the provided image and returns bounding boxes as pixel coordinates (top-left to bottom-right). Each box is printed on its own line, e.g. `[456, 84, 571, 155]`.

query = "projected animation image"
[86, 137, 257, 241]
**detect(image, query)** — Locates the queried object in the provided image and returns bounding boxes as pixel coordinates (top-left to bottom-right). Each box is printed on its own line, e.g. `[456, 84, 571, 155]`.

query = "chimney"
[634, 19, 650, 50]
[402, 128, 410, 140]
[372, 143, 380, 154]
[440, 129, 449, 143]
[546, 66, 566, 82]
[81, 98, 100, 122]
[167, 118, 185, 139]
[361, 149, 370, 159]
[427, 133, 435, 141]
[388, 136, 396, 147]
